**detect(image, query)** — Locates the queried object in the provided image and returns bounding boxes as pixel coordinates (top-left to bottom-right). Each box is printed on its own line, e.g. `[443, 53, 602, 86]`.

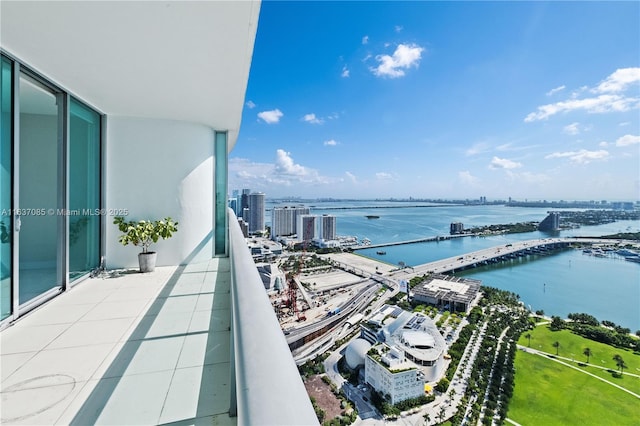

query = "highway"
[286, 281, 381, 351]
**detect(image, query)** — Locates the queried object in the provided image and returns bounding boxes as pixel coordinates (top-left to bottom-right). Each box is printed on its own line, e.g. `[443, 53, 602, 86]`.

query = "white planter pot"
[138, 252, 158, 273]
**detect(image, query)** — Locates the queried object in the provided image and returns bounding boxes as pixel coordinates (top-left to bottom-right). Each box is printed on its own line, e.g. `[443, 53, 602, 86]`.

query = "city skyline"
[230, 1, 640, 201]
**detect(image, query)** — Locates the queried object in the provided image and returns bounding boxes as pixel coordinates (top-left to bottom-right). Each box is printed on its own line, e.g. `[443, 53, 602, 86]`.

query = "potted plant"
[113, 216, 178, 272]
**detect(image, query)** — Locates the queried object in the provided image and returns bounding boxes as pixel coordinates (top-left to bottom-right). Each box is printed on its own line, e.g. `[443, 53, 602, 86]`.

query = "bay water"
[267, 201, 640, 330]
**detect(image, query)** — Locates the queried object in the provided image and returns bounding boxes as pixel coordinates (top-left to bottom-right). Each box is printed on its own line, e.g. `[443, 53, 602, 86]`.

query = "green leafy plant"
[113, 216, 178, 253]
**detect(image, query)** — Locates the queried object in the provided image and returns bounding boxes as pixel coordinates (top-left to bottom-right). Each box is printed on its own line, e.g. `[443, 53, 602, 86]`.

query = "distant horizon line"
[255, 197, 640, 204]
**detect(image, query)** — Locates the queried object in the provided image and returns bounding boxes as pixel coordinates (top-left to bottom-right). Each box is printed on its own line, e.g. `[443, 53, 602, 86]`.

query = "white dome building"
[345, 338, 372, 370]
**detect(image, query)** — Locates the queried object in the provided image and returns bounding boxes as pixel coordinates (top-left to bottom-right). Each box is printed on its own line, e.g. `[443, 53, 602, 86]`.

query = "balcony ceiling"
[0, 0, 260, 149]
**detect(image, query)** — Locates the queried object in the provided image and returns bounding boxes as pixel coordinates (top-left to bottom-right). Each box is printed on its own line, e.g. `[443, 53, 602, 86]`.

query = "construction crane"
[286, 272, 305, 322]
[286, 216, 315, 322]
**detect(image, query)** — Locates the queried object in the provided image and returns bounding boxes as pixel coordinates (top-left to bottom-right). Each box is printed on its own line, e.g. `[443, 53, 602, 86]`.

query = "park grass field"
[508, 351, 639, 425]
[519, 325, 639, 375]
[518, 326, 640, 395]
[508, 325, 640, 425]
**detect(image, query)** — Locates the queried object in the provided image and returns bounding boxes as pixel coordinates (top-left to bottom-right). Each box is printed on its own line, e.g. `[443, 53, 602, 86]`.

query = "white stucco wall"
[105, 117, 214, 269]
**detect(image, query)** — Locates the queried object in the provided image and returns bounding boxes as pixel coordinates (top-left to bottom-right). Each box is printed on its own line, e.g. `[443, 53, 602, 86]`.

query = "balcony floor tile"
[1, 259, 233, 425]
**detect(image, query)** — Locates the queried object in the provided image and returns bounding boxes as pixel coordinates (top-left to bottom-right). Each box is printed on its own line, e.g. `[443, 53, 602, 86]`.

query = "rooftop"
[412, 274, 482, 306]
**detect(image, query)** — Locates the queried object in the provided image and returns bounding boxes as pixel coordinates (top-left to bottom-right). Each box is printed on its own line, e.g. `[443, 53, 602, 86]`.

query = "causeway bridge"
[389, 237, 623, 279]
[353, 233, 468, 250]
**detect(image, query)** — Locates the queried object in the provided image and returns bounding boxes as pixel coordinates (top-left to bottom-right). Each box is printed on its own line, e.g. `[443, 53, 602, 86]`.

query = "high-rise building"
[248, 192, 265, 234]
[297, 215, 317, 242]
[229, 198, 238, 216]
[230, 190, 240, 215]
[271, 206, 310, 238]
[537, 212, 560, 232]
[320, 214, 336, 241]
[450, 222, 464, 235]
[240, 188, 250, 217]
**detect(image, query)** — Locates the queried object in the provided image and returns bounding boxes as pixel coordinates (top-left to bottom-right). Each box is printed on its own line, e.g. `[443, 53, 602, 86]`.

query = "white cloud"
[465, 142, 490, 156]
[371, 43, 424, 78]
[599, 141, 609, 147]
[524, 94, 639, 122]
[245, 100, 256, 109]
[593, 67, 640, 93]
[489, 156, 522, 170]
[496, 143, 513, 151]
[375, 172, 394, 180]
[327, 112, 340, 120]
[324, 139, 338, 146]
[257, 109, 283, 124]
[526, 69, 640, 122]
[546, 85, 566, 96]
[394, 25, 403, 33]
[275, 149, 308, 176]
[229, 157, 274, 185]
[341, 66, 350, 78]
[545, 149, 610, 164]
[619, 121, 631, 126]
[563, 122, 580, 135]
[362, 35, 369, 45]
[616, 134, 640, 147]
[458, 171, 479, 186]
[229, 152, 340, 193]
[302, 113, 324, 124]
[345, 171, 357, 183]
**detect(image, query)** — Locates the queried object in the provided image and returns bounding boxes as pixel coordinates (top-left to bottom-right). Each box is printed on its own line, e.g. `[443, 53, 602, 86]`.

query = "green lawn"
[519, 326, 640, 376]
[510, 325, 640, 425]
[508, 351, 639, 425]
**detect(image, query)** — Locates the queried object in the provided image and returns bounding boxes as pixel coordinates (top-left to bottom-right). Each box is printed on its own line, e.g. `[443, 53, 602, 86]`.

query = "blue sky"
[230, 1, 640, 201]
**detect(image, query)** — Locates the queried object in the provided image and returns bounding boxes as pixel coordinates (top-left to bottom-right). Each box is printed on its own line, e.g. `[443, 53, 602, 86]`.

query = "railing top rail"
[228, 209, 319, 426]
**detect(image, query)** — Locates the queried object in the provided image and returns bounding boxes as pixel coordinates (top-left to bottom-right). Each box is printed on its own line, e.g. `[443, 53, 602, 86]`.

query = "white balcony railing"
[228, 209, 319, 425]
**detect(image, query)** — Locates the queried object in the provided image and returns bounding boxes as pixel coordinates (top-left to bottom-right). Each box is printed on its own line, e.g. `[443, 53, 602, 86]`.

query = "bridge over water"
[390, 237, 623, 278]
[353, 233, 468, 250]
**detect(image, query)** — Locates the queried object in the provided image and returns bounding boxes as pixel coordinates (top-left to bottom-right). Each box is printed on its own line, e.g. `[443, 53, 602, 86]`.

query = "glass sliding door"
[69, 99, 100, 280]
[0, 56, 103, 322]
[18, 73, 62, 305]
[0, 57, 12, 321]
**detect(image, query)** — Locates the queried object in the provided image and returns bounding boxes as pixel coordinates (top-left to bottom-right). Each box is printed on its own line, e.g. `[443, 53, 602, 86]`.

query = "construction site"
[267, 254, 368, 329]
[258, 245, 417, 331]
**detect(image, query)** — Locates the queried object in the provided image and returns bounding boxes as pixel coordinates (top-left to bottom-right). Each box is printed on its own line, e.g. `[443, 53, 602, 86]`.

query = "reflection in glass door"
[69, 99, 100, 280]
[18, 74, 62, 305]
[0, 57, 12, 321]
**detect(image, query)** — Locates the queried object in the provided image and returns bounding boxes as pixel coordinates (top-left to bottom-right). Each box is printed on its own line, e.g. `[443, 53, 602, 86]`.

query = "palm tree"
[583, 347, 592, 364]
[619, 359, 628, 375]
[613, 354, 626, 373]
[525, 332, 532, 347]
[424, 413, 431, 425]
[613, 354, 622, 370]
[552, 341, 560, 356]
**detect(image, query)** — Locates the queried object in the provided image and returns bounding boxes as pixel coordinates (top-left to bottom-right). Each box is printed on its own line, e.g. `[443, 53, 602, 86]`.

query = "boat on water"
[365, 215, 380, 219]
[376, 250, 386, 255]
[625, 256, 640, 263]
[617, 249, 639, 257]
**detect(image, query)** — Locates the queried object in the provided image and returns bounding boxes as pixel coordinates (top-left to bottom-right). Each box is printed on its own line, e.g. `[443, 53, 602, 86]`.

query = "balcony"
[0, 213, 317, 425]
